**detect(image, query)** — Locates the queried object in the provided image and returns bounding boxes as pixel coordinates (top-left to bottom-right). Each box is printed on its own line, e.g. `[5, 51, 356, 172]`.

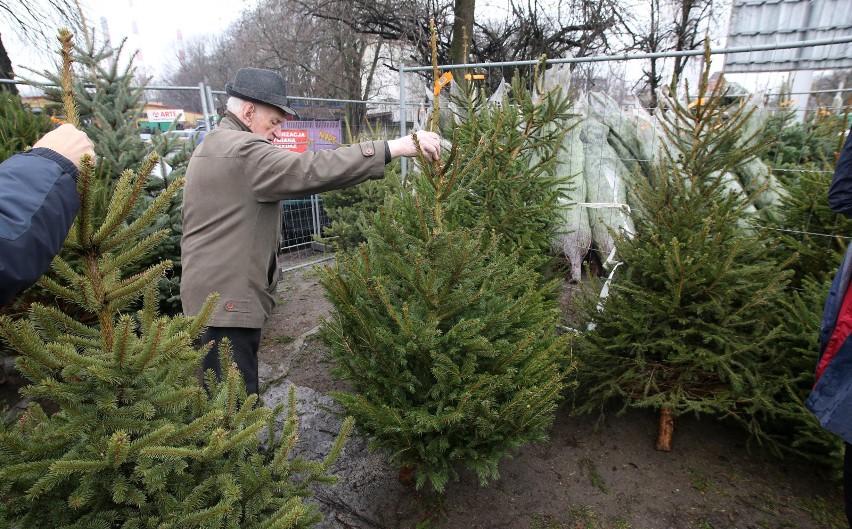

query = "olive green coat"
[180, 114, 385, 327]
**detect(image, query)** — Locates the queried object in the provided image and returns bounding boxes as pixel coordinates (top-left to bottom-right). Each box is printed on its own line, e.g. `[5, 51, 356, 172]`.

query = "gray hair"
[225, 96, 247, 115]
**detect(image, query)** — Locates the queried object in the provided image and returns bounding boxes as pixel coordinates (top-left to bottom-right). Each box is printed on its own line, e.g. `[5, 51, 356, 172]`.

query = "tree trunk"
[398, 464, 415, 487]
[449, 0, 475, 67]
[0, 34, 20, 95]
[448, 0, 475, 94]
[655, 407, 674, 451]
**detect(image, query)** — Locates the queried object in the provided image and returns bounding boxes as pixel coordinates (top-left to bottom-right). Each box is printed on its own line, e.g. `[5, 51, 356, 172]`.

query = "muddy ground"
[0, 248, 845, 528]
[257, 250, 848, 529]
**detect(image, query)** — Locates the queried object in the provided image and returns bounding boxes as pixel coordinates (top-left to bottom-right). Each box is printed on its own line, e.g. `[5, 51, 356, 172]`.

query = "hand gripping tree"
[572, 43, 793, 452]
[318, 23, 572, 492]
[0, 30, 351, 529]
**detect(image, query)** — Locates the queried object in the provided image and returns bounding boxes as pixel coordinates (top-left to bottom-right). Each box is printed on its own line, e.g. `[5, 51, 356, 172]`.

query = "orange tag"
[434, 72, 453, 95]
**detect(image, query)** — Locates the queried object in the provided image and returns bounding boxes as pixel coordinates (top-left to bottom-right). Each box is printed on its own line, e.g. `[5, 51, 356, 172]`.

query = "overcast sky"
[4, 0, 835, 104]
[5, 0, 257, 82]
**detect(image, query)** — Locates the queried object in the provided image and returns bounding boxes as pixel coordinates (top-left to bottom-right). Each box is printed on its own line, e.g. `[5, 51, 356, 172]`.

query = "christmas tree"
[572, 44, 793, 451]
[761, 119, 852, 287]
[38, 25, 193, 314]
[0, 91, 53, 162]
[318, 24, 571, 492]
[767, 275, 845, 476]
[38, 28, 149, 177]
[321, 163, 404, 251]
[758, 123, 852, 476]
[0, 30, 350, 528]
[443, 64, 574, 276]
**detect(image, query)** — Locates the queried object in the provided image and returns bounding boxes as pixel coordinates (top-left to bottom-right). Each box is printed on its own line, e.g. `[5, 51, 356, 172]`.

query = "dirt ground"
[0, 248, 845, 528]
[261, 250, 848, 529]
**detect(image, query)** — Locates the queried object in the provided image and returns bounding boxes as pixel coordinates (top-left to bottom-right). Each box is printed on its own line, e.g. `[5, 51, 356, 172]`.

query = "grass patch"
[794, 496, 847, 528]
[530, 515, 563, 529]
[689, 467, 711, 494]
[529, 504, 632, 528]
[578, 458, 609, 493]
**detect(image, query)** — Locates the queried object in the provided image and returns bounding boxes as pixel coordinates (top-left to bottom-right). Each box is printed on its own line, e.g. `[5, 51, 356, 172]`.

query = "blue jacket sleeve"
[0, 148, 80, 306]
[828, 126, 852, 217]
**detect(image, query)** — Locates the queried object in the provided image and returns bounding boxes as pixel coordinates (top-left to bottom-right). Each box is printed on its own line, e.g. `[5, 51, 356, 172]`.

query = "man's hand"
[387, 131, 442, 161]
[34, 124, 95, 168]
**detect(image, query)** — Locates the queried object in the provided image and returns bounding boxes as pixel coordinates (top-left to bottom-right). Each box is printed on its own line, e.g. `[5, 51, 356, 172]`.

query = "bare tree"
[812, 69, 852, 111]
[0, 33, 16, 93]
[476, 0, 627, 63]
[156, 35, 240, 113]
[160, 0, 386, 134]
[627, 0, 715, 108]
[296, 0, 444, 67]
[449, 0, 474, 65]
[296, 0, 630, 96]
[0, 0, 86, 93]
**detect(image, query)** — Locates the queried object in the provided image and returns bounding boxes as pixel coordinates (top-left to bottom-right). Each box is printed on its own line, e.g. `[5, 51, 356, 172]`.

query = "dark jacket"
[0, 148, 80, 306]
[828, 126, 852, 216]
[807, 127, 852, 443]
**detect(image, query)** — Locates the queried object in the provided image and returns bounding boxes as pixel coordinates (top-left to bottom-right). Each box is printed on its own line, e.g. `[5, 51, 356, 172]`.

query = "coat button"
[364, 146, 374, 156]
[225, 301, 235, 310]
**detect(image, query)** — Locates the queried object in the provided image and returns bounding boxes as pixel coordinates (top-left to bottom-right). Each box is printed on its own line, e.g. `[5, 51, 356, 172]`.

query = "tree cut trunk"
[398, 464, 415, 487]
[655, 407, 674, 451]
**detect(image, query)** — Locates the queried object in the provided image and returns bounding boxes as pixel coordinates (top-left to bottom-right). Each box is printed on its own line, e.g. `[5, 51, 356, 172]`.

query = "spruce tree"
[318, 26, 571, 492]
[572, 45, 793, 451]
[444, 67, 574, 276]
[760, 108, 847, 170]
[761, 122, 852, 287]
[0, 30, 351, 529]
[135, 130, 196, 315]
[38, 32, 149, 177]
[767, 275, 845, 476]
[758, 125, 852, 476]
[323, 65, 573, 266]
[0, 91, 53, 162]
[321, 165, 403, 250]
[37, 28, 192, 314]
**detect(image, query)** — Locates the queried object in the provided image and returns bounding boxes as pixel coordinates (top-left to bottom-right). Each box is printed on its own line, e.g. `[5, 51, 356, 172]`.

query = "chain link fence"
[4, 34, 851, 275]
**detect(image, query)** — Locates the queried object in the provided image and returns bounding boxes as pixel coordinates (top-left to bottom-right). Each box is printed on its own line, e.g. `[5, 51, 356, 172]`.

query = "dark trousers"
[846, 442, 852, 528]
[201, 327, 262, 396]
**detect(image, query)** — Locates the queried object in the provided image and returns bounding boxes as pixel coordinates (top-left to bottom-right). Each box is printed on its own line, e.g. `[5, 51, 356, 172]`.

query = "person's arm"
[828, 126, 852, 217]
[386, 132, 441, 160]
[0, 125, 93, 306]
[247, 131, 442, 201]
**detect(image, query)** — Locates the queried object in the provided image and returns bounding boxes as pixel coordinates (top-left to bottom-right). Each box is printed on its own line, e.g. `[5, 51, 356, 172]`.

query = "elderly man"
[181, 67, 440, 396]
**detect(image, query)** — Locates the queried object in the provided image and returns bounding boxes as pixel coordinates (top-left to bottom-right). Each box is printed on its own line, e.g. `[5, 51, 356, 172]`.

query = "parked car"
[165, 129, 195, 142]
[164, 128, 208, 144]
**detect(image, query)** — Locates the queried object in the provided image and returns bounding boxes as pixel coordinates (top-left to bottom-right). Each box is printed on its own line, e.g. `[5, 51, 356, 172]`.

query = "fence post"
[206, 84, 217, 128]
[198, 82, 211, 132]
[311, 195, 321, 242]
[400, 64, 408, 183]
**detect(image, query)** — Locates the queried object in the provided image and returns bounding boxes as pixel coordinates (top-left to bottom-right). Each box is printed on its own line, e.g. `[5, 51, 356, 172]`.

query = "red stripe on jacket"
[818, 281, 852, 382]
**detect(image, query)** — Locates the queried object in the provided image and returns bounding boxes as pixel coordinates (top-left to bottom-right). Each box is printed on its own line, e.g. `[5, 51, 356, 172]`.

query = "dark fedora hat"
[225, 67, 298, 116]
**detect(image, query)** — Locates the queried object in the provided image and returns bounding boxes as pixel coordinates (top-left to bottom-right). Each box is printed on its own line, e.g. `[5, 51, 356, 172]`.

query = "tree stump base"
[655, 407, 674, 452]
[398, 464, 415, 487]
